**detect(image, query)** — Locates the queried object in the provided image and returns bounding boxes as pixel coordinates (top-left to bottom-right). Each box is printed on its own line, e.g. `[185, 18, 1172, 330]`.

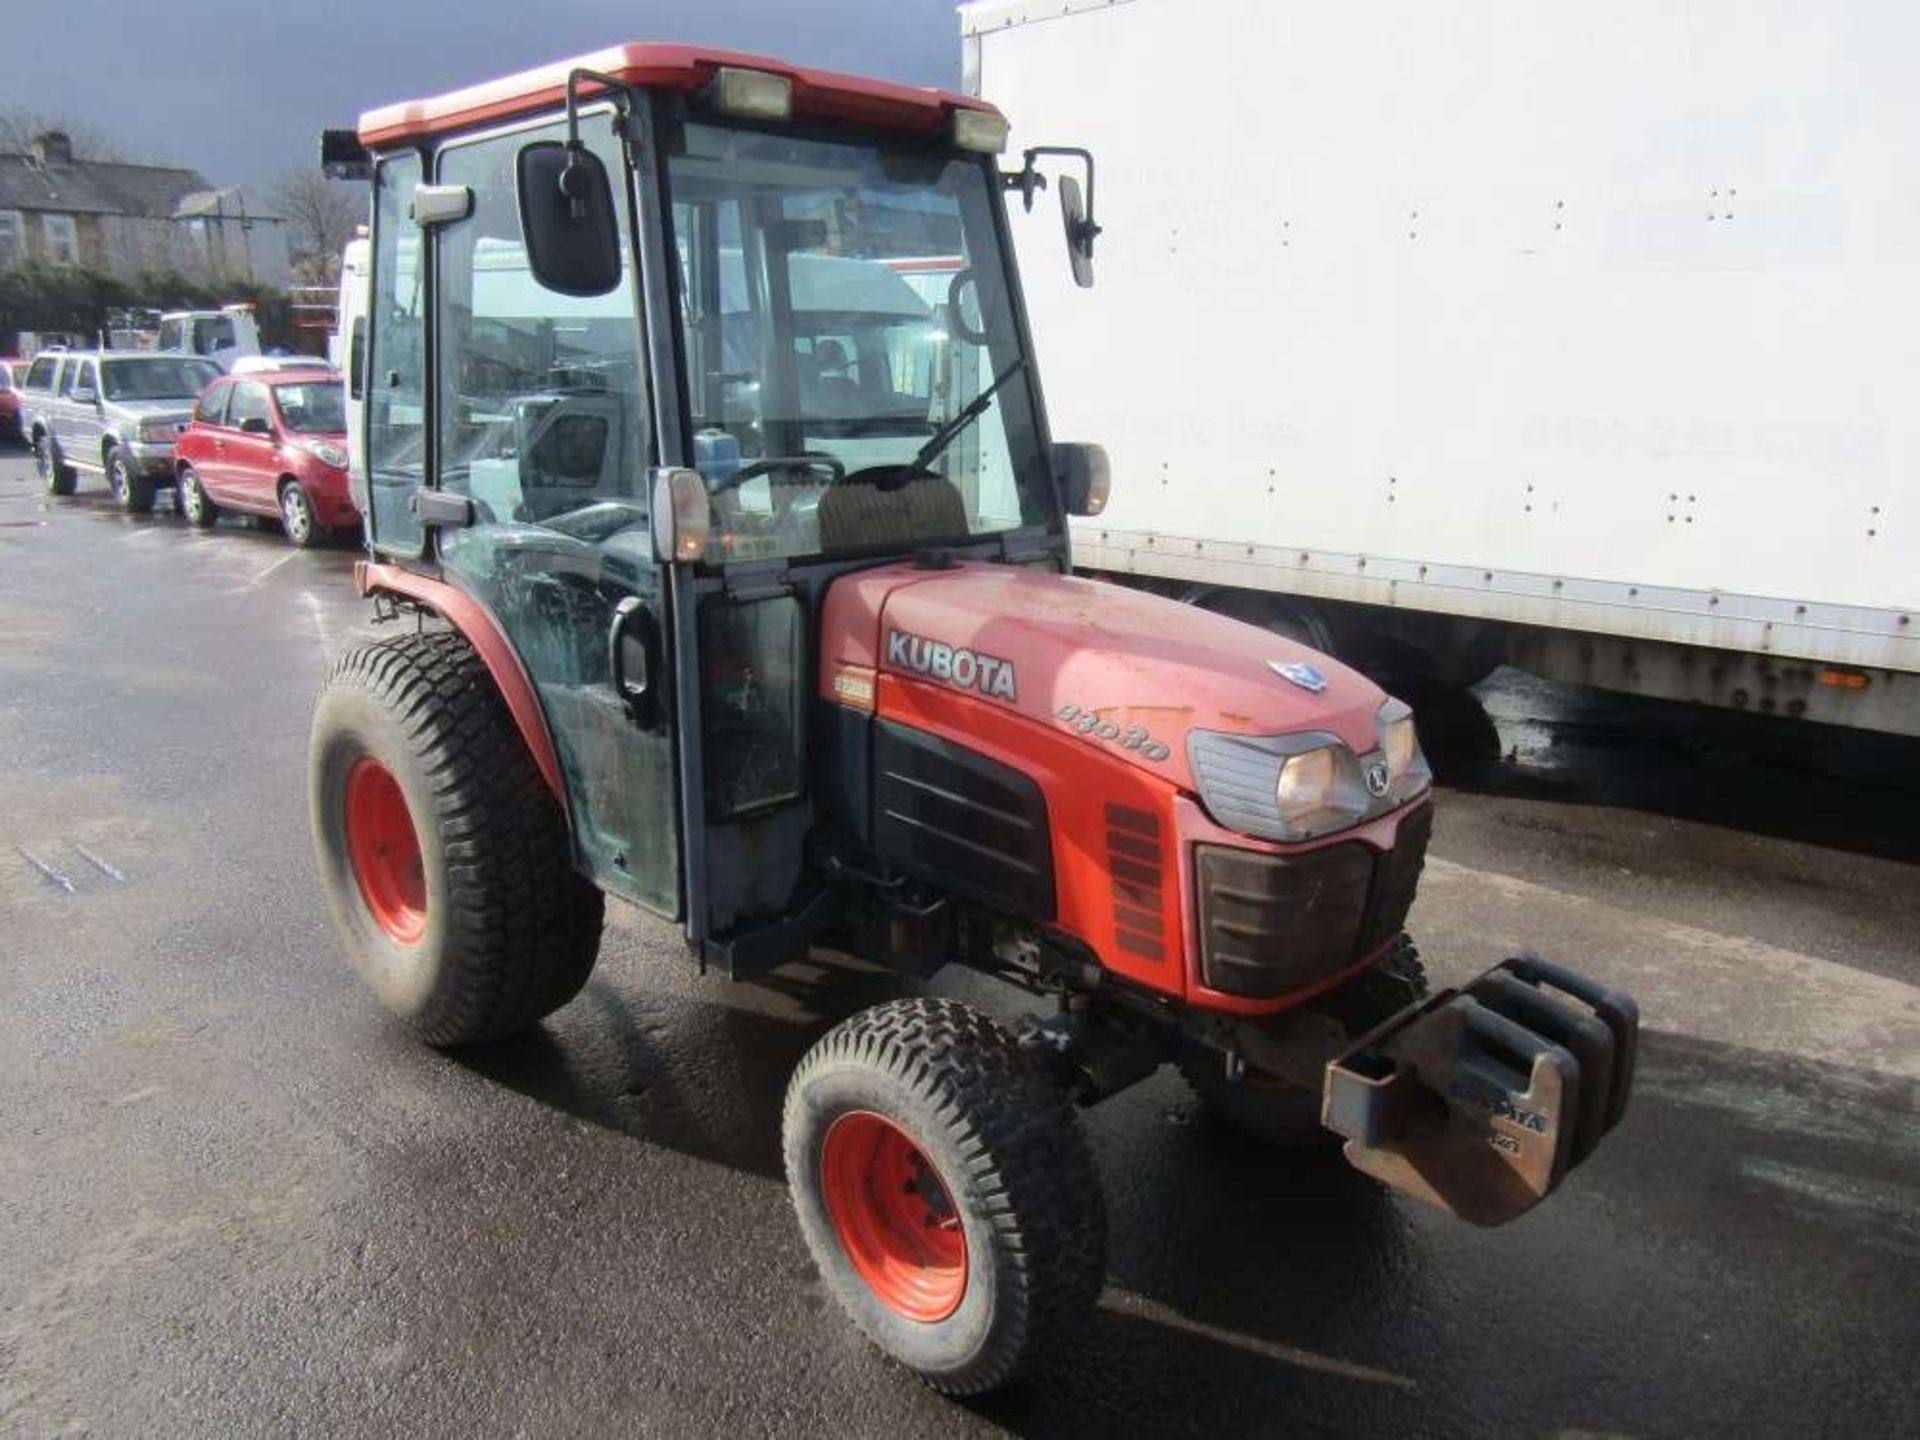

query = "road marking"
[16, 845, 74, 894]
[248, 550, 302, 587]
[71, 843, 125, 882]
[1416, 856, 1920, 1080]
[1101, 1286, 1417, 1389]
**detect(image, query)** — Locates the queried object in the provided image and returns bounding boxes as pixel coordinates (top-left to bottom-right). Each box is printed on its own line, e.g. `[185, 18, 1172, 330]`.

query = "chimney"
[31, 130, 73, 165]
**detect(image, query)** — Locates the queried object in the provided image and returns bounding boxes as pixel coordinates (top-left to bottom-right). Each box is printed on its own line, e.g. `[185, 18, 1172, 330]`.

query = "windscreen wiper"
[913, 358, 1027, 471]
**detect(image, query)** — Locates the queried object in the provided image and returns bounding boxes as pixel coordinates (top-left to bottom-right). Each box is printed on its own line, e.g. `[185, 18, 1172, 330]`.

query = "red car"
[173, 369, 357, 546]
[0, 359, 28, 443]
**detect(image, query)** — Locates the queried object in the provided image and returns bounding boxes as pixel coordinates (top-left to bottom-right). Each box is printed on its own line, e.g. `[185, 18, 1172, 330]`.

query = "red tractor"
[310, 45, 1638, 1395]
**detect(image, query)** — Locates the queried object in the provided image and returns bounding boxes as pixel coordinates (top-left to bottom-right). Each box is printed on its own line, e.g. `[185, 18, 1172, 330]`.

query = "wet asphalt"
[1, 449, 1915, 1438]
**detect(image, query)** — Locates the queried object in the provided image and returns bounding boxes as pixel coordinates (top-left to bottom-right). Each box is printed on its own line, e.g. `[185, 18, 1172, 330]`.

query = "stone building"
[0, 130, 290, 286]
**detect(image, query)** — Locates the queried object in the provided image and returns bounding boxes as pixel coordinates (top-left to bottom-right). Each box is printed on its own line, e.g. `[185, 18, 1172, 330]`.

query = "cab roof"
[358, 42, 999, 149]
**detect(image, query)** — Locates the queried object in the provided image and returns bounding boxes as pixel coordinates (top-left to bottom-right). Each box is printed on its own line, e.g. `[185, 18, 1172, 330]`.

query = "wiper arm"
[913, 358, 1026, 471]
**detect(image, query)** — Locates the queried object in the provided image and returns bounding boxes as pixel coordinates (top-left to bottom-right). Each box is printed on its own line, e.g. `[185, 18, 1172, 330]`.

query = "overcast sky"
[10, 0, 966, 193]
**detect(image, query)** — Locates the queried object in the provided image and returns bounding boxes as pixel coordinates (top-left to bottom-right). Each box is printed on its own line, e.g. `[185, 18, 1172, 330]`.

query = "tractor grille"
[1196, 802, 1433, 999]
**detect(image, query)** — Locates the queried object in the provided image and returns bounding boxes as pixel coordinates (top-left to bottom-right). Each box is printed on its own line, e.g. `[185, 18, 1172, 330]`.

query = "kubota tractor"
[310, 45, 1638, 1395]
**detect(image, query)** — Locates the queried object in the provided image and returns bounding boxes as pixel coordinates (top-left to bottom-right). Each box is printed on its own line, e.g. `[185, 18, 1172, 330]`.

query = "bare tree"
[267, 167, 363, 286]
[0, 107, 140, 162]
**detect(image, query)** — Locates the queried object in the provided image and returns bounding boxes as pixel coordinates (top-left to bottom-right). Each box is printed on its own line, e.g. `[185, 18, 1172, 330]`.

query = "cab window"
[24, 356, 55, 390]
[365, 150, 426, 553]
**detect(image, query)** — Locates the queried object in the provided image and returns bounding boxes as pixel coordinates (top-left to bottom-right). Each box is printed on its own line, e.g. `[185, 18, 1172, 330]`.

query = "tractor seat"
[817, 475, 969, 554]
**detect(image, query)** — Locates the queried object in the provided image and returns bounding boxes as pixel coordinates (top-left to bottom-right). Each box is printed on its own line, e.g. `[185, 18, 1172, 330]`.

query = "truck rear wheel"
[1181, 938, 1429, 1147]
[309, 630, 603, 1046]
[783, 998, 1106, 1395]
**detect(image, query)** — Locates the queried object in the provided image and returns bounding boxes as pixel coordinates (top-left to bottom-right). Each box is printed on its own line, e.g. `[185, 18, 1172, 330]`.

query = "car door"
[183, 379, 235, 496]
[221, 380, 279, 511]
[58, 358, 101, 467]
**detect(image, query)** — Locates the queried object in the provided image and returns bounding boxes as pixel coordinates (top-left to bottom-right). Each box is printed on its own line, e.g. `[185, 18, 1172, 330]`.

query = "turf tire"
[783, 997, 1106, 1395]
[309, 630, 603, 1046]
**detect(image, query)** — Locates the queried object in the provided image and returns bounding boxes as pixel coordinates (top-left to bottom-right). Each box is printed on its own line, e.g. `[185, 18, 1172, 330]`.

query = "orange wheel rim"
[821, 1111, 967, 1322]
[343, 756, 427, 944]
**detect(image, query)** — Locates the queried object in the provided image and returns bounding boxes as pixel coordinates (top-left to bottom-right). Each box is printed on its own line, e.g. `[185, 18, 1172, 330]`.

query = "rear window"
[102, 357, 222, 401]
[273, 382, 346, 433]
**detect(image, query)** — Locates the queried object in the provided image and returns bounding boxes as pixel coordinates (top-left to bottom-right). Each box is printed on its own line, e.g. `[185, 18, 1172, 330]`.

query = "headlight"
[302, 441, 349, 468]
[138, 419, 178, 443]
[1376, 698, 1432, 800]
[1276, 746, 1341, 827]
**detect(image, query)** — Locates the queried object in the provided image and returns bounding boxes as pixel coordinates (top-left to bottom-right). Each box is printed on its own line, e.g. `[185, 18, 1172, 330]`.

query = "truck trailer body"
[968, 0, 1920, 734]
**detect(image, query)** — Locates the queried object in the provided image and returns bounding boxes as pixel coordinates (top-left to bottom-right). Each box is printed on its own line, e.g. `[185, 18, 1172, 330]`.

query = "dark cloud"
[10, 0, 964, 190]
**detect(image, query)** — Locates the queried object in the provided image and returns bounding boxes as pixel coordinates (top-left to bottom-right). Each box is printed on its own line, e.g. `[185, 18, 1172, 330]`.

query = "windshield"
[102, 358, 222, 401]
[274, 381, 346, 433]
[665, 123, 1049, 564]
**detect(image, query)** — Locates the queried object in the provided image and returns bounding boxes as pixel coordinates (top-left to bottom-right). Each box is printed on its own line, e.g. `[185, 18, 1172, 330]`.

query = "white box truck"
[965, 0, 1919, 736]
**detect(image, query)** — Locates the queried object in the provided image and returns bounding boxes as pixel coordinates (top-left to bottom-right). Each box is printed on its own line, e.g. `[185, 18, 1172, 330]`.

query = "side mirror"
[650, 466, 709, 563]
[1052, 442, 1110, 516]
[240, 416, 273, 436]
[517, 141, 622, 298]
[609, 595, 658, 726]
[1059, 176, 1096, 289]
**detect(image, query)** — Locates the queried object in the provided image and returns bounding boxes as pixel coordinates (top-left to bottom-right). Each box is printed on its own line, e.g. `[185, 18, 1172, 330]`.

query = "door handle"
[609, 595, 659, 728]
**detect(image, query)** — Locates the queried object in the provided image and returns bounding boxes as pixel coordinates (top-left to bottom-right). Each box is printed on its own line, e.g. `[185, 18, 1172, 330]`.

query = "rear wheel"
[108, 447, 155, 514]
[309, 630, 603, 1046]
[784, 998, 1106, 1395]
[280, 481, 320, 548]
[177, 466, 218, 527]
[37, 435, 75, 496]
[1181, 937, 1428, 1147]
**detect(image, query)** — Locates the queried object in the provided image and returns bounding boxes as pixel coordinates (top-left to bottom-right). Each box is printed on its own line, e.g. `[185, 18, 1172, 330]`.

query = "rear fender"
[354, 560, 567, 808]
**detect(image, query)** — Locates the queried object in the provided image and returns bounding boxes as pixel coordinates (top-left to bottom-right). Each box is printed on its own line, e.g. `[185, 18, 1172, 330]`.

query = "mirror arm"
[561, 68, 634, 216]
[1012, 145, 1100, 249]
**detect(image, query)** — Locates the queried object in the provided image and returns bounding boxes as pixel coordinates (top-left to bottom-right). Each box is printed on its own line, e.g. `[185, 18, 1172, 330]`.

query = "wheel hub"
[343, 756, 427, 944]
[820, 1111, 967, 1322]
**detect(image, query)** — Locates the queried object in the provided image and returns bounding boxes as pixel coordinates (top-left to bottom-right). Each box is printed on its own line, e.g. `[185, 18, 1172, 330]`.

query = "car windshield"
[664, 122, 1050, 564]
[103, 358, 222, 401]
[274, 382, 346, 433]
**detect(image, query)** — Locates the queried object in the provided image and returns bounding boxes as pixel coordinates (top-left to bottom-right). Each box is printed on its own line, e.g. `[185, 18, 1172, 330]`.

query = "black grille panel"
[1106, 803, 1166, 962]
[1197, 803, 1434, 999]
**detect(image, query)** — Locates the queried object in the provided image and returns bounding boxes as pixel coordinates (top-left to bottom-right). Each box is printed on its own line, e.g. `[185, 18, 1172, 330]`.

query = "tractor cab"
[312, 44, 1638, 1397]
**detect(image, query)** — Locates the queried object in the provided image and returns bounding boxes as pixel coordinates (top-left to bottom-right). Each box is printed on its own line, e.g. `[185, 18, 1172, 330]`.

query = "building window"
[0, 210, 23, 263]
[43, 213, 79, 266]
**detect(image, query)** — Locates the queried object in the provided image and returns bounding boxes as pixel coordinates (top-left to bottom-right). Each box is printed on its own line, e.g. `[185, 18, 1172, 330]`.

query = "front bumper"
[1322, 956, 1638, 1225]
[126, 440, 177, 476]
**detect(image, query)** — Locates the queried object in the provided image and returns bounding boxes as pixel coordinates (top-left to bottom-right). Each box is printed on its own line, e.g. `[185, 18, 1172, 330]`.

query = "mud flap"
[1321, 956, 1639, 1225]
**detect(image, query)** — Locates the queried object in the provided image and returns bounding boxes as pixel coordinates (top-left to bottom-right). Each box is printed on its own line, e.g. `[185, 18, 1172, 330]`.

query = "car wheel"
[280, 482, 320, 548]
[309, 632, 604, 1045]
[784, 998, 1106, 1395]
[177, 466, 218, 528]
[108, 448, 155, 514]
[37, 436, 76, 497]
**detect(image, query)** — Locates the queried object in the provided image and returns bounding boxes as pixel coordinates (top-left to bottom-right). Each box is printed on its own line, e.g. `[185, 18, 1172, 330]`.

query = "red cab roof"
[358, 42, 998, 148]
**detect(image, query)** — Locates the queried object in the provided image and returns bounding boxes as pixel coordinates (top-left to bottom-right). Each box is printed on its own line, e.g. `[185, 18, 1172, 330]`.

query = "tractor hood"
[821, 562, 1387, 793]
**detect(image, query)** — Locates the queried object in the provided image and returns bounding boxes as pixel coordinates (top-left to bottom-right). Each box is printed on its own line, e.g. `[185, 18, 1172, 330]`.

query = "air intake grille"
[1105, 803, 1165, 963]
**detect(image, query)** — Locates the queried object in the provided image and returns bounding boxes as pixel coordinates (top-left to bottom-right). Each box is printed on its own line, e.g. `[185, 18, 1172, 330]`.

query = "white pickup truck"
[22, 349, 222, 512]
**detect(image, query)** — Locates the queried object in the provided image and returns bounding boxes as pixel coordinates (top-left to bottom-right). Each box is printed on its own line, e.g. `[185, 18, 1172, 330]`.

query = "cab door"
[396, 113, 683, 917]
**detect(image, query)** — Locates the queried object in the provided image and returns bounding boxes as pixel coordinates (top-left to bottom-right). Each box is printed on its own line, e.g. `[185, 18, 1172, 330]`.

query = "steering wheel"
[710, 452, 846, 493]
[947, 268, 991, 347]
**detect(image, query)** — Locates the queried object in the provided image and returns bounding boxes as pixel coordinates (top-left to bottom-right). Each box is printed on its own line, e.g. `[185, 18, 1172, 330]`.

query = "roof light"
[953, 108, 1009, 154]
[712, 67, 793, 121]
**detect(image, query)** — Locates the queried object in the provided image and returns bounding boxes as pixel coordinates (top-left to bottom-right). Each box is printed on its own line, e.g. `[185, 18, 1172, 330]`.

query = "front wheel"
[280, 481, 320, 548]
[309, 630, 604, 1046]
[177, 466, 218, 527]
[109, 448, 155, 514]
[783, 998, 1106, 1395]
